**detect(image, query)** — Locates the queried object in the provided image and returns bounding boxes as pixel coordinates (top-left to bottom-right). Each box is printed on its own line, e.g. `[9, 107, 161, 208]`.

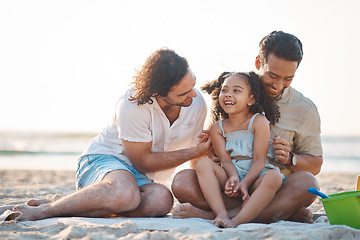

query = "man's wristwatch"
[289, 152, 297, 166]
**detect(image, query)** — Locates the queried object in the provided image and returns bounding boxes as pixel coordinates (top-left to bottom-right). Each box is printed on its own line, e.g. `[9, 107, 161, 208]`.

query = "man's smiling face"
[256, 53, 298, 98]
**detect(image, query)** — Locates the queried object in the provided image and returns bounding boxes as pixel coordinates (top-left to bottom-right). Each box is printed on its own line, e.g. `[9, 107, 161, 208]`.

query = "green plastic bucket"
[320, 190, 360, 229]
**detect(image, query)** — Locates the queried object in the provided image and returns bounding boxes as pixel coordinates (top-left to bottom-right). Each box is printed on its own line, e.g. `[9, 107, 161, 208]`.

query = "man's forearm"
[134, 147, 207, 173]
[287, 154, 323, 175]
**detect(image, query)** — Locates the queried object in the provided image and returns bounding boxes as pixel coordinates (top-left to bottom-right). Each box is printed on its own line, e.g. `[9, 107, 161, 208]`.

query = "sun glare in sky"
[0, 0, 360, 135]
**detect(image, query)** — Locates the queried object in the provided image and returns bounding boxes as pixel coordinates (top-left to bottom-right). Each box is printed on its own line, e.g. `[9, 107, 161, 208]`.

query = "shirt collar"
[277, 87, 292, 104]
[152, 96, 161, 109]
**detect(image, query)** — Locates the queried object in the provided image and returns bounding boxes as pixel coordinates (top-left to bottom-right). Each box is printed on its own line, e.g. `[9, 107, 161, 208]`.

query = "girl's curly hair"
[129, 48, 189, 105]
[201, 71, 280, 125]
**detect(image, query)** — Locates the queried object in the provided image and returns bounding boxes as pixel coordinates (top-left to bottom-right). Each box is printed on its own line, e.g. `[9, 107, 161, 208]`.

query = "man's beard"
[161, 96, 193, 107]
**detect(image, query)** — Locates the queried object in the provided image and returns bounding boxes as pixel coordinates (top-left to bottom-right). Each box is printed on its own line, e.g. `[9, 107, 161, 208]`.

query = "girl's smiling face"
[219, 74, 255, 115]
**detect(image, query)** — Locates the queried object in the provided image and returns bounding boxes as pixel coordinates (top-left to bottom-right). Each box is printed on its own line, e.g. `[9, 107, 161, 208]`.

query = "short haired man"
[171, 31, 323, 223]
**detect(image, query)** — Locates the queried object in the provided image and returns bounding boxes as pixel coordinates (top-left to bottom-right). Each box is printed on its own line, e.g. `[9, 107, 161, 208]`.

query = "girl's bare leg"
[227, 170, 283, 227]
[172, 170, 316, 223]
[195, 158, 229, 226]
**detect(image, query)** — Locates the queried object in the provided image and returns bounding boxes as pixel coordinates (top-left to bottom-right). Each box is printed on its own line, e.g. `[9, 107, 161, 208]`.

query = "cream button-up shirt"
[269, 87, 323, 175]
[81, 88, 207, 183]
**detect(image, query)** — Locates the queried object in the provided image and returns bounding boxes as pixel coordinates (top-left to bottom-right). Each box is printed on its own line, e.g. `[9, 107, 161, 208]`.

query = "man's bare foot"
[26, 199, 52, 207]
[288, 207, 313, 223]
[313, 213, 328, 223]
[0, 210, 22, 221]
[26, 194, 62, 206]
[12, 204, 49, 221]
[171, 203, 215, 220]
[0, 205, 16, 215]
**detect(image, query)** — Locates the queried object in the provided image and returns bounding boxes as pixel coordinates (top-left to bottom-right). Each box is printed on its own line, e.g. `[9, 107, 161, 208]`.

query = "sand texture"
[1, 170, 360, 239]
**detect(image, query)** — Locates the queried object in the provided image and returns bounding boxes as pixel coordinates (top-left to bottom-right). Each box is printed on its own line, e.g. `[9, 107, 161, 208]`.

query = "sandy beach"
[0, 169, 359, 239]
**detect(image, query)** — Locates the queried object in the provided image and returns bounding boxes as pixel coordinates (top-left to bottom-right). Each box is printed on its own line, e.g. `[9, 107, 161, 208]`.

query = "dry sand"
[0, 170, 359, 239]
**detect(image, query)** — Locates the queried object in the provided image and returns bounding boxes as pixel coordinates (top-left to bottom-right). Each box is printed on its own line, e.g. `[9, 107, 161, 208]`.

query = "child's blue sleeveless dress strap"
[247, 113, 260, 131]
[218, 120, 226, 137]
[219, 113, 259, 137]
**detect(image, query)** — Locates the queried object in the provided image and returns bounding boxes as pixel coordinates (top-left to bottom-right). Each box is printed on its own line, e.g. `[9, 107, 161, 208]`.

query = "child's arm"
[209, 123, 239, 193]
[210, 122, 239, 197]
[240, 114, 270, 189]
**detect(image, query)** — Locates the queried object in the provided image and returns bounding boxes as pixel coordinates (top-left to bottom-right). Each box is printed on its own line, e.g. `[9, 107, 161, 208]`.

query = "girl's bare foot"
[210, 215, 224, 227]
[219, 218, 237, 228]
[171, 203, 215, 220]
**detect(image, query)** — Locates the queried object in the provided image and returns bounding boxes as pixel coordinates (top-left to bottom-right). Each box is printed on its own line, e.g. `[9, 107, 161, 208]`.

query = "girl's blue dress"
[219, 113, 282, 180]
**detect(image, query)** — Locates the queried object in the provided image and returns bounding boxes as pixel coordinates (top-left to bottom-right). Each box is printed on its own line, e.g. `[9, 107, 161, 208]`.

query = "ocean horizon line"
[0, 150, 81, 156]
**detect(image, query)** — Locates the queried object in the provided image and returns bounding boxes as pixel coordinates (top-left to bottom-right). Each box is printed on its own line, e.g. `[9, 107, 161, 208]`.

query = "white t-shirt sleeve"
[117, 96, 153, 143]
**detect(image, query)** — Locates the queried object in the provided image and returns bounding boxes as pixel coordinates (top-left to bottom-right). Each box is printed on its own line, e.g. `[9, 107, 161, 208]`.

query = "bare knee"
[283, 171, 319, 206]
[264, 170, 283, 190]
[141, 184, 173, 217]
[195, 157, 213, 174]
[101, 180, 141, 213]
[286, 171, 318, 191]
[171, 169, 197, 202]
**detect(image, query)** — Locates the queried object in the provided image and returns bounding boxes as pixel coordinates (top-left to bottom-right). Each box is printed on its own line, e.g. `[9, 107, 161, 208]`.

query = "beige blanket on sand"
[1, 210, 359, 240]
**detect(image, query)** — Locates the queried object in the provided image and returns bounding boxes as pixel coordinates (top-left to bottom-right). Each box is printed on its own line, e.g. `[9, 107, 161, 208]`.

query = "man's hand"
[195, 132, 212, 156]
[198, 130, 210, 143]
[273, 135, 291, 165]
[273, 135, 323, 175]
[198, 130, 221, 164]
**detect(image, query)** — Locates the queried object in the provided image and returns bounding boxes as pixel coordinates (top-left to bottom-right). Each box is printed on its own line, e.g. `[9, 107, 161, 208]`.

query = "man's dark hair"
[129, 48, 189, 105]
[259, 31, 303, 67]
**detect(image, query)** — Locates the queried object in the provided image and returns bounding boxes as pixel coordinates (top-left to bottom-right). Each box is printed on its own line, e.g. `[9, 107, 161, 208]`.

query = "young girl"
[196, 71, 283, 228]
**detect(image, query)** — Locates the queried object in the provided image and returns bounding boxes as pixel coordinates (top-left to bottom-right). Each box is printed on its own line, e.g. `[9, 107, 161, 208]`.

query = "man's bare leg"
[13, 170, 173, 221]
[171, 169, 317, 223]
[252, 171, 317, 223]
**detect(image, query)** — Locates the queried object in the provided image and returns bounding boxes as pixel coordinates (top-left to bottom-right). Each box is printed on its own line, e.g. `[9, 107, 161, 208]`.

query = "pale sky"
[1, 0, 359, 136]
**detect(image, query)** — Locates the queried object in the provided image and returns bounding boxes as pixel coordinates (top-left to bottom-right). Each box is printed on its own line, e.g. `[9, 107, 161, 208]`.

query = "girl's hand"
[207, 152, 220, 165]
[235, 181, 249, 202]
[224, 176, 239, 197]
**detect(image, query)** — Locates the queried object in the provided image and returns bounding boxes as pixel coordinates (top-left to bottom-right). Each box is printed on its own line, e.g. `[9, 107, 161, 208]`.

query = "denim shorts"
[75, 154, 153, 190]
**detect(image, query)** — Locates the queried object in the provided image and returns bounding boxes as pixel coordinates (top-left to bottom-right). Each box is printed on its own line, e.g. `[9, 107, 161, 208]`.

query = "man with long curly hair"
[9, 48, 212, 221]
